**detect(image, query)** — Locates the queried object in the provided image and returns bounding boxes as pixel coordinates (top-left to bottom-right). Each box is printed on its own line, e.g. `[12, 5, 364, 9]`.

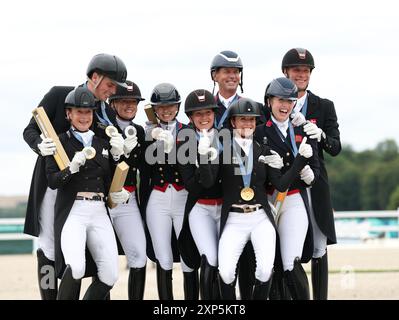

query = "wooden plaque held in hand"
[144, 104, 158, 124]
[32, 106, 70, 170]
[107, 161, 129, 209]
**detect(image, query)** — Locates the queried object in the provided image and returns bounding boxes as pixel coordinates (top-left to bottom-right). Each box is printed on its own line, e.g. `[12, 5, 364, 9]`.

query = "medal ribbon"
[233, 140, 253, 188]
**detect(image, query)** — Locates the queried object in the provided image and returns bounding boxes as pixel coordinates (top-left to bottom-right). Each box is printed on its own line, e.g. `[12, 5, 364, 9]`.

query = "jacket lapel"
[265, 124, 291, 155]
[91, 137, 108, 169]
[305, 91, 317, 118]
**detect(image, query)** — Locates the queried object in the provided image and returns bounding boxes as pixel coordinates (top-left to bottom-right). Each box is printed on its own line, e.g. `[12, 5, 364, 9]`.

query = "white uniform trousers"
[61, 200, 119, 286]
[276, 193, 309, 271]
[109, 192, 147, 268]
[306, 188, 327, 258]
[189, 203, 221, 267]
[218, 209, 276, 284]
[38, 187, 57, 261]
[146, 186, 193, 272]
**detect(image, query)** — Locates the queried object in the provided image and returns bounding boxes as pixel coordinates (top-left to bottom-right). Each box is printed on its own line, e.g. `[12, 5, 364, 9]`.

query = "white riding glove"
[38, 135, 56, 156]
[198, 136, 211, 155]
[156, 129, 174, 154]
[197, 135, 217, 161]
[109, 133, 124, 161]
[258, 150, 283, 169]
[290, 112, 307, 127]
[69, 151, 86, 174]
[123, 135, 138, 158]
[300, 165, 315, 185]
[298, 137, 313, 158]
[303, 121, 323, 142]
[109, 189, 130, 204]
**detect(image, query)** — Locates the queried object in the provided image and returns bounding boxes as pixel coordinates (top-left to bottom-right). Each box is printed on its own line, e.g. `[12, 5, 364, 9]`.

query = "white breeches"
[109, 192, 147, 268]
[276, 193, 309, 271]
[146, 186, 193, 272]
[189, 203, 221, 267]
[39, 187, 57, 261]
[61, 200, 119, 286]
[306, 188, 327, 258]
[218, 209, 276, 284]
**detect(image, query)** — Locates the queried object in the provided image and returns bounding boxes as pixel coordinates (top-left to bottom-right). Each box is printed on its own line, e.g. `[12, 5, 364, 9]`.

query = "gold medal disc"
[240, 187, 255, 201]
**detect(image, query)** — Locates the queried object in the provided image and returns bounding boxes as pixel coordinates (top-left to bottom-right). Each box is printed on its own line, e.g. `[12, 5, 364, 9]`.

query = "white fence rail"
[334, 209, 399, 240]
[0, 218, 37, 253]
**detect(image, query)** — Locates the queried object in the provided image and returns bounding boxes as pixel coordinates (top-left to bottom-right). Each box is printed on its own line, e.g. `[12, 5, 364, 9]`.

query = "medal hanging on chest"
[233, 141, 254, 201]
[240, 186, 255, 201]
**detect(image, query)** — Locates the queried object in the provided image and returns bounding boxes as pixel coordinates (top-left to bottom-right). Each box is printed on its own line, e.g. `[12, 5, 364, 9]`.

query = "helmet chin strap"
[87, 75, 104, 91]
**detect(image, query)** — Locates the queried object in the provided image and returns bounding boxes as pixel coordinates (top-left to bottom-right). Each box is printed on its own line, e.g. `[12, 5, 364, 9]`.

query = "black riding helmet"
[264, 77, 298, 105]
[281, 48, 315, 73]
[227, 98, 260, 119]
[184, 89, 217, 116]
[86, 53, 128, 88]
[150, 83, 181, 106]
[64, 87, 97, 109]
[108, 80, 144, 102]
[210, 50, 244, 94]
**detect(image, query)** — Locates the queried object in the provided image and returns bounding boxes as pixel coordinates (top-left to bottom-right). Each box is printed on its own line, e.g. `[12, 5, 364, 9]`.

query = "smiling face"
[66, 108, 93, 132]
[190, 109, 215, 131]
[88, 72, 118, 101]
[113, 99, 138, 121]
[213, 67, 241, 98]
[230, 116, 257, 138]
[284, 66, 311, 95]
[154, 104, 179, 123]
[269, 97, 296, 122]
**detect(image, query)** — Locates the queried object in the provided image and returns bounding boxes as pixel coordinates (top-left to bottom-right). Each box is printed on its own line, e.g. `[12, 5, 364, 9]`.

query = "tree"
[388, 185, 399, 210]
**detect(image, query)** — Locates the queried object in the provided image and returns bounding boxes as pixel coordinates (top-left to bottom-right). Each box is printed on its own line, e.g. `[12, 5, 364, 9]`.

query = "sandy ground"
[1, 240, 399, 300]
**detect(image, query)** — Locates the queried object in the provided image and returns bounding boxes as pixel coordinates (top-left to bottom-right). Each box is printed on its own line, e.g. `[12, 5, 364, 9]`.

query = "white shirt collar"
[271, 115, 289, 138]
[218, 93, 237, 108]
[234, 135, 252, 156]
[116, 117, 133, 131]
[293, 91, 308, 114]
[160, 121, 177, 139]
[72, 127, 95, 145]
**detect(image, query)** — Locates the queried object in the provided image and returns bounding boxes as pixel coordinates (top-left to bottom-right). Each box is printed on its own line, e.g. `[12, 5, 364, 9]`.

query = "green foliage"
[325, 139, 399, 210]
[388, 186, 399, 210]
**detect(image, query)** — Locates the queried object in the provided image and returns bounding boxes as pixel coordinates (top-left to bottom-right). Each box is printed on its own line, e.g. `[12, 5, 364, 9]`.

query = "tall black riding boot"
[56, 265, 81, 300]
[269, 269, 291, 300]
[36, 248, 58, 300]
[284, 258, 310, 300]
[237, 243, 255, 300]
[128, 266, 147, 300]
[183, 269, 199, 300]
[200, 255, 218, 300]
[311, 252, 328, 300]
[156, 263, 173, 300]
[83, 278, 112, 300]
[92, 275, 110, 300]
[252, 278, 272, 300]
[218, 274, 236, 300]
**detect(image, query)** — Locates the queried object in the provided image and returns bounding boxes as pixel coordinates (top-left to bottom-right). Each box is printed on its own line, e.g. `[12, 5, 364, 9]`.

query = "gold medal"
[240, 187, 255, 201]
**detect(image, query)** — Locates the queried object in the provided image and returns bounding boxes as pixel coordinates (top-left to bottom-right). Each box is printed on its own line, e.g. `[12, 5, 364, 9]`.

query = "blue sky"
[1, 0, 398, 195]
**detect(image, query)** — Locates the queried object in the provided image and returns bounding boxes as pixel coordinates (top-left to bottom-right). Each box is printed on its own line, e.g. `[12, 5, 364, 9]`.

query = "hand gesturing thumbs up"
[298, 136, 313, 158]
